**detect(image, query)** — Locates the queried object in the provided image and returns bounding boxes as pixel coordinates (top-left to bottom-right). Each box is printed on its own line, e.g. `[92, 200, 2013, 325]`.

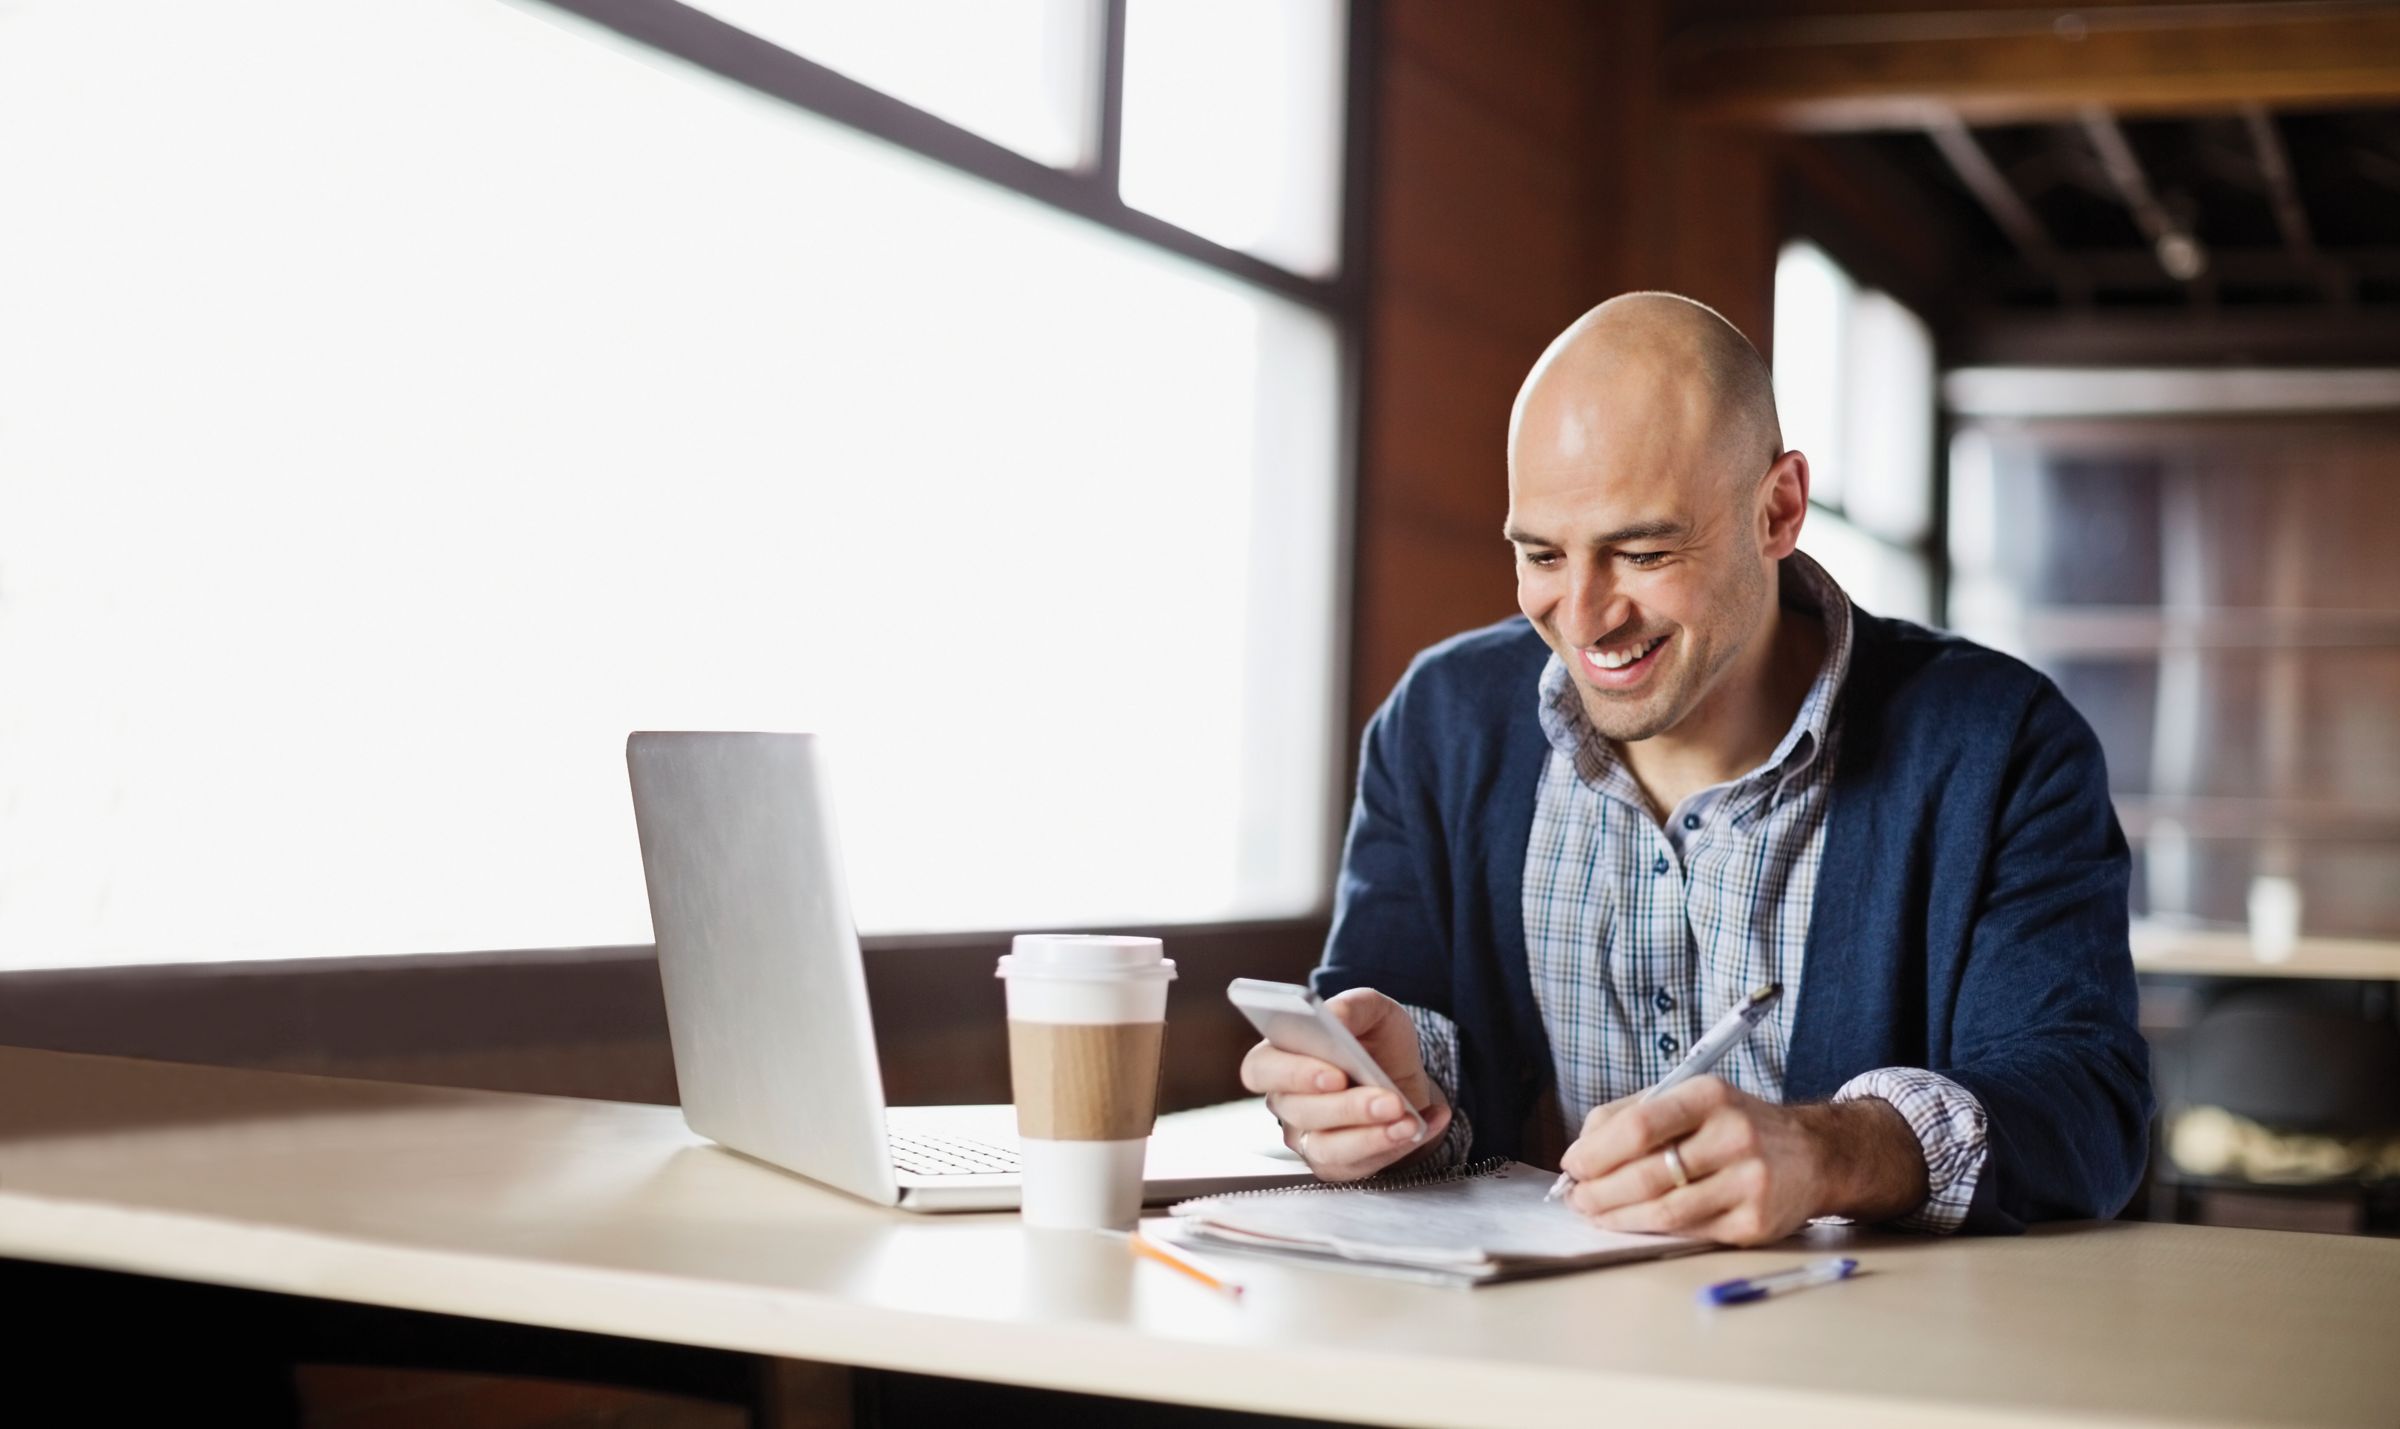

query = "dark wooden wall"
[1350, 0, 1787, 719]
[1352, 0, 1580, 724]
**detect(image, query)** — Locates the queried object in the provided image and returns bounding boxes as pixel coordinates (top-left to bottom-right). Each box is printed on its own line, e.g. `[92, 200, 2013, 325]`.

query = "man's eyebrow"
[1502, 519, 1689, 547]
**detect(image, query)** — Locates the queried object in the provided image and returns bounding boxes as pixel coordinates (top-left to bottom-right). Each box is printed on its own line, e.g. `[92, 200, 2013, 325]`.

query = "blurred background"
[5, 0, 2399, 1319]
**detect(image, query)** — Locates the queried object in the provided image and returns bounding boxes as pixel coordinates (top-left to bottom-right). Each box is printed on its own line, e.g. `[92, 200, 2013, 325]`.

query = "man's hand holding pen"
[1558, 1078, 1932, 1246]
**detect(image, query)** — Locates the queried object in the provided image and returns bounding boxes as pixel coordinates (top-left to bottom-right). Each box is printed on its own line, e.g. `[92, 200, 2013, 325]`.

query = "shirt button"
[1653, 988, 1674, 1014]
[1682, 813, 1701, 830]
[1652, 855, 1670, 876]
[1657, 1032, 1679, 1056]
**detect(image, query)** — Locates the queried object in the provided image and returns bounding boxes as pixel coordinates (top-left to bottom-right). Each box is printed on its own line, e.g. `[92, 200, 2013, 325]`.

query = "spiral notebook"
[1160, 1158, 1714, 1287]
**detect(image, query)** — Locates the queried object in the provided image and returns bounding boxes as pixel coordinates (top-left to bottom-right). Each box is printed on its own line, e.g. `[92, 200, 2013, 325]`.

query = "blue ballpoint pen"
[1700, 1256, 1859, 1306]
[1544, 982, 1783, 1204]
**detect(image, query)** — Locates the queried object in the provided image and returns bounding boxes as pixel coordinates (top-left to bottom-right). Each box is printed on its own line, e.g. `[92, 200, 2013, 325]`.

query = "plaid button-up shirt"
[1407, 555, 1988, 1232]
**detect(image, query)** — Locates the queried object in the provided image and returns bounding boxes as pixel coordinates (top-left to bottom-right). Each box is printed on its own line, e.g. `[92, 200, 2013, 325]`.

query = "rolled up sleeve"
[1833, 1067, 1989, 1233]
[1402, 1003, 1475, 1171]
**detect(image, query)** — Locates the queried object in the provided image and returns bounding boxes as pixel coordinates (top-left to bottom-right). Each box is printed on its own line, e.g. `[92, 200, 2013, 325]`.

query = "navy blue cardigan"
[1313, 611, 2154, 1234]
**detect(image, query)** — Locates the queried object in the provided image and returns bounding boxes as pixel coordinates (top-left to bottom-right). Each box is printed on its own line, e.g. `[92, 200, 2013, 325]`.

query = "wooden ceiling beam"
[2079, 107, 2208, 283]
[1984, 245, 2400, 291]
[1950, 306, 2400, 366]
[2241, 104, 2351, 304]
[1924, 110, 2089, 303]
[1669, 4, 2400, 131]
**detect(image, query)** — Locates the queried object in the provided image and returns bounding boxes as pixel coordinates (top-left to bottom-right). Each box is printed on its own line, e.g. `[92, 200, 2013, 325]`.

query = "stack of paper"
[1160, 1158, 1713, 1288]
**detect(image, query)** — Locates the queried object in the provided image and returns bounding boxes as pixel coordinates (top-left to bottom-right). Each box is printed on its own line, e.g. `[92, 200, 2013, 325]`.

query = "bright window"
[0, 0, 1343, 968]
[1120, 0, 1349, 277]
[1802, 509, 1933, 628]
[1775, 241, 1939, 623]
[685, 0, 1100, 168]
[1774, 243, 1853, 510]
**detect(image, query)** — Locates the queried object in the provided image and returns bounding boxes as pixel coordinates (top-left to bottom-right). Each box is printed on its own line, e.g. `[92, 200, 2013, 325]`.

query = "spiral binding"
[1180, 1155, 1514, 1206]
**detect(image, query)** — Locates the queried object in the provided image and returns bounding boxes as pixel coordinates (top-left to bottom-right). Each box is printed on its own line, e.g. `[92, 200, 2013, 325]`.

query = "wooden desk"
[2132, 922, 2400, 981]
[4, 1048, 2396, 1429]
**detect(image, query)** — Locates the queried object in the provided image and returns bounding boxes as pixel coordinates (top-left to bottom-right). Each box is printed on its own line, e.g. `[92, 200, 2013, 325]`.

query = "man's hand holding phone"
[1236, 987, 1453, 1181]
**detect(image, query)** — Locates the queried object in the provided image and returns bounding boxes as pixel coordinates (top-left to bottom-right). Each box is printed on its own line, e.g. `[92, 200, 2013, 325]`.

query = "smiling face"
[1504, 296, 1798, 745]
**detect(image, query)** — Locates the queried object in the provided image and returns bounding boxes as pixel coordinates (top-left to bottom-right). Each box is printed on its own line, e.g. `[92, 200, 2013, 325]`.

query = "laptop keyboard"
[887, 1131, 1021, 1177]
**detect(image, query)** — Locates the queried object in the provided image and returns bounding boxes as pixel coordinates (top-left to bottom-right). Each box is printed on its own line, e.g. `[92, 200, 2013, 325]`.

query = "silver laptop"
[626, 731, 1312, 1211]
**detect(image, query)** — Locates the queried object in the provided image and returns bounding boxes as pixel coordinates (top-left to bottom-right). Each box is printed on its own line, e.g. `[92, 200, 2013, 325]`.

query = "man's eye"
[1620, 551, 1668, 567]
[1520, 550, 1561, 567]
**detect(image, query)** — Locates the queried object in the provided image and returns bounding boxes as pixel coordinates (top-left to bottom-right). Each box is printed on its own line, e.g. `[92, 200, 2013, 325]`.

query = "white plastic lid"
[996, 933, 1176, 981]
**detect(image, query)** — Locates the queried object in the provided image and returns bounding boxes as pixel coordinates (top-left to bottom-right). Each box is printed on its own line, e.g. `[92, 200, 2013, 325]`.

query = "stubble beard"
[1573, 556, 1770, 746]
[1578, 660, 1691, 744]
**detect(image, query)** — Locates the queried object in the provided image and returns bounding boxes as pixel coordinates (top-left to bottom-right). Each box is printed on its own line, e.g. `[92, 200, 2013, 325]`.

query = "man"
[1242, 293, 2151, 1240]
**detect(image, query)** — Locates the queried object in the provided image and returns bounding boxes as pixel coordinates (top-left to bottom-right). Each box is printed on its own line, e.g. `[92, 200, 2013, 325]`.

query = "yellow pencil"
[1129, 1228, 1246, 1299]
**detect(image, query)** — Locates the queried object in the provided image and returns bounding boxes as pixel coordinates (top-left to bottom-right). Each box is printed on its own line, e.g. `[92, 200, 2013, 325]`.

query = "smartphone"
[1225, 978, 1428, 1141]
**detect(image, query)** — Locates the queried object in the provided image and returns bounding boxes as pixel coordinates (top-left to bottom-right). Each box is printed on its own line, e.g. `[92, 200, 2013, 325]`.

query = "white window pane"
[1946, 428, 2002, 580]
[0, 0, 1341, 968]
[1773, 240, 1852, 509]
[1944, 429, 2024, 654]
[1842, 289, 1936, 545]
[1120, 0, 1347, 278]
[1801, 510, 1932, 626]
[688, 0, 1099, 168]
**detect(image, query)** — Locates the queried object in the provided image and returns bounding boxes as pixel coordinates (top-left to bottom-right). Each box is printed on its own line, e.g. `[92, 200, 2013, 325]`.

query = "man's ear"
[1758, 449, 1810, 560]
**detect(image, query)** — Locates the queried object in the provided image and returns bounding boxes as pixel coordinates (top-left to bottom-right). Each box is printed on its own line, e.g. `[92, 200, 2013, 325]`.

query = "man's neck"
[1614, 599, 1826, 821]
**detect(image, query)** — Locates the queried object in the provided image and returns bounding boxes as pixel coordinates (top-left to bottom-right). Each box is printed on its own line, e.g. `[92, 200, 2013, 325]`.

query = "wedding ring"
[1662, 1141, 1691, 1189]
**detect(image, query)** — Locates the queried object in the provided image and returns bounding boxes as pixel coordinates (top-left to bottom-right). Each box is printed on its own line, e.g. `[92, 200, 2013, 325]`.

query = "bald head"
[1503, 293, 1812, 749]
[1508, 292, 1782, 495]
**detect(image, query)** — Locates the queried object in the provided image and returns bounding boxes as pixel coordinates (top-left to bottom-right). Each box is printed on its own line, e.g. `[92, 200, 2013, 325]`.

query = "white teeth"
[1589, 635, 1664, 671]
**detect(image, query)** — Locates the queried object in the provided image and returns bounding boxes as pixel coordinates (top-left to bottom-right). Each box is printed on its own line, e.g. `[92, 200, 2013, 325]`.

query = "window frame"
[520, 0, 1378, 941]
[543, 0, 1365, 310]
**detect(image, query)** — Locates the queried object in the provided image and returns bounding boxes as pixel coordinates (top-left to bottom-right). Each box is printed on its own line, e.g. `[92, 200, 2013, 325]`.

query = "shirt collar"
[1534, 550, 1854, 795]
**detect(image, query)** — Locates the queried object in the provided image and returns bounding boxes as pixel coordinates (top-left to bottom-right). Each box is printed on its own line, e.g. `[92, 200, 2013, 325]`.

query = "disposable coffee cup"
[995, 934, 1175, 1231]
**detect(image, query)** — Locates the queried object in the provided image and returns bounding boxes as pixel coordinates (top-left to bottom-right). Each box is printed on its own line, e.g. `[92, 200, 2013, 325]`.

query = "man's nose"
[1564, 561, 1633, 647]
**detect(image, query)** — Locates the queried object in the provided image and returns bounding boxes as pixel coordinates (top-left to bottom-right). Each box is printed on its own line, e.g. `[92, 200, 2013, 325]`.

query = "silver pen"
[1544, 983, 1783, 1204]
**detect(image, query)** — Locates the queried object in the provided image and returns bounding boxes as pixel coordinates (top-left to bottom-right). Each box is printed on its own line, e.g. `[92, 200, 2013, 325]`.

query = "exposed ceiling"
[1856, 104, 2400, 315]
[1656, 1, 2400, 357]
